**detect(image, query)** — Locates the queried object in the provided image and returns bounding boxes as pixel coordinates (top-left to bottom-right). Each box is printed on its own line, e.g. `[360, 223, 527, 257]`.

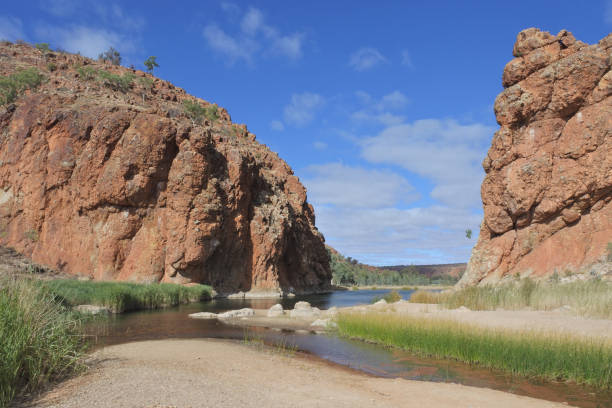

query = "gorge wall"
[0, 42, 331, 295]
[459, 29, 612, 286]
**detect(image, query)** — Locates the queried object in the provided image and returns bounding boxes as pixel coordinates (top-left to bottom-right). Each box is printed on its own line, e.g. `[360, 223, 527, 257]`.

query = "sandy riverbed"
[30, 339, 570, 408]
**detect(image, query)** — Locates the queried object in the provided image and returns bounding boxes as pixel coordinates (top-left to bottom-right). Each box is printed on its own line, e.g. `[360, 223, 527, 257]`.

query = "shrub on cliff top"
[183, 100, 219, 124]
[0, 68, 44, 106]
[0, 277, 85, 407]
[97, 70, 135, 93]
[98, 46, 121, 65]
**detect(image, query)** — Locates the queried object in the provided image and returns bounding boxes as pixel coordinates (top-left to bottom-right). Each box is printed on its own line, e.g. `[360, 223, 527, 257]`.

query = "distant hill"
[327, 246, 465, 286]
[381, 264, 466, 279]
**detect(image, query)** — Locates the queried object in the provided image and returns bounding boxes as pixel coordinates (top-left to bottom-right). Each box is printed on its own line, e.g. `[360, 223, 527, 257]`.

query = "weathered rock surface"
[0, 42, 331, 295]
[289, 301, 321, 318]
[459, 29, 612, 286]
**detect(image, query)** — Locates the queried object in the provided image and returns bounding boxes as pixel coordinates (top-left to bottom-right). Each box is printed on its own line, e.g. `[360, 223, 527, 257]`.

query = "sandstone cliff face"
[459, 29, 612, 286]
[0, 42, 331, 295]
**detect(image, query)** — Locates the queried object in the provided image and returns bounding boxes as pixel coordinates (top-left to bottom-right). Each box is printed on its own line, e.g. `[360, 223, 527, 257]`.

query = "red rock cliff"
[459, 29, 612, 286]
[0, 42, 331, 295]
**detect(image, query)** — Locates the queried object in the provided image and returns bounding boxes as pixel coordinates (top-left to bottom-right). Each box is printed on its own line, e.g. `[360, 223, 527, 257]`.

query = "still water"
[87, 290, 611, 408]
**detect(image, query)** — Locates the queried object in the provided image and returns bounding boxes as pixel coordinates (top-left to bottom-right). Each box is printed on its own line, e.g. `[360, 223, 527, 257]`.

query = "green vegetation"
[46, 62, 57, 72]
[75, 65, 97, 81]
[183, 99, 219, 124]
[143, 56, 159, 73]
[43, 279, 212, 313]
[75, 65, 135, 93]
[465, 228, 472, 239]
[336, 313, 612, 389]
[0, 278, 85, 407]
[0, 68, 45, 106]
[329, 249, 458, 286]
[98, 46, 121, 65]
[97, 70, 135, 92]
[35, 43, 50, 52]
[138, 76, 154, 90]
[371, 289, 402, 304]
[242, 328, 297, 357]
[410, 279, 612, 319]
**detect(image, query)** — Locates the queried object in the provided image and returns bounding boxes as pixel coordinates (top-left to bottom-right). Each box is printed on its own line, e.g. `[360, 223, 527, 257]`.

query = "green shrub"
[97, 70, 134, 93]
[35, 43, 50, 52]
[138, 76, 154, 90]
[183, 100, 218, 124]
[371, 289, 402, 304]
[75, 65, 98, 81]
[46, 62, 57, 72]
[0, 68, 44, 106]
[0, 278, 85, 407]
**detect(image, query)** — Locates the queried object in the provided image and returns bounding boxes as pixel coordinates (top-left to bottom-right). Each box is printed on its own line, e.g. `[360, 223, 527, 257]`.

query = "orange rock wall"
[459, 29, 612, 286]
[0, 43, 331, 295]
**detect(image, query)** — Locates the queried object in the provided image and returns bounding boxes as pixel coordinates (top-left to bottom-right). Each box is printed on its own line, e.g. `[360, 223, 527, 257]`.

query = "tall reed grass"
[336, 312, 612, 389]
[410, 279, 612, 319]
[0, 278, 85, 407]
[44, 279, 212, 313]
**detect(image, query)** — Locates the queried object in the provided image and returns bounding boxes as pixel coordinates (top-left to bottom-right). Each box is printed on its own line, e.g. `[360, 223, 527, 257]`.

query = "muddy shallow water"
[86, 291, 612, 408]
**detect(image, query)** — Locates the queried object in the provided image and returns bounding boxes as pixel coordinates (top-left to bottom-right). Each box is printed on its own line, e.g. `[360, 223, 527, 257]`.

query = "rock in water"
[267, 303, 285, 317]
[459, 29, 612, 286]
[0, 43, 331, 295]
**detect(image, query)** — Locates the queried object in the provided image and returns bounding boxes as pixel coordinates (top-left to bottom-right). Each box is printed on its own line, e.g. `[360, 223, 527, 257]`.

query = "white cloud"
[203, 24, 256, 64]
[304, 163, 417, 209]
[401, 49, 414, 68]
[313, 141, 328, 150]
[283, 92, 325, 126]
[35, 25, 133, 58]
[349, 47, 387, 71]
[351, 90, 409, 126]
[315, 205, 481, 265]
[0, 16, 24, 41]
[270, 120, 285, 131]
[204, 6, 303, 64]
[360, 119, 494, 208]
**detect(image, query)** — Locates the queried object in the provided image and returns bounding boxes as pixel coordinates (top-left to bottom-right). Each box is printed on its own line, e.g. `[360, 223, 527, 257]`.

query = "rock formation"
[459, 29, 612, 286]
[0, 42, 331, 295]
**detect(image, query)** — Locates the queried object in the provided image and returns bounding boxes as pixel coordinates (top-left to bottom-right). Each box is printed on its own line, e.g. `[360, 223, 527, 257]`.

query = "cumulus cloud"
[283, 92, 325, 126]
[360, 119, 495, 208]
[313, 141, 328, 150]
[270, 120, 285, 131]
[204, 6, 304, 64]
[349, 47, 387, 71]
[315, 205, 481, 265]
[303, 163, 417, 209]
[0, 16, 25, 41]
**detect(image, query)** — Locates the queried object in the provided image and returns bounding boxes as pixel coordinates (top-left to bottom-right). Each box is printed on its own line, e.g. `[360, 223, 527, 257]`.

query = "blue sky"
[1, 1, 611, 265]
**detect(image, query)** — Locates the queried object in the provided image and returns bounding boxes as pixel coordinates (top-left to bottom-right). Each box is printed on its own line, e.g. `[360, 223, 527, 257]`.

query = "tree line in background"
[328, 249, 461, 286]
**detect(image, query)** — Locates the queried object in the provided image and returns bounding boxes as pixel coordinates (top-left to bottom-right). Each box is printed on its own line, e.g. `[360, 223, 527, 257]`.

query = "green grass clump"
[410, 279, 612, 319]
[183, 100, 219, 124]
[0, 278, 85, 407]
[96, 70, 135, 93]
[336, 313, 612, 389]
[371, 289, 402, 304]
[0, 68, 45, 106]
[43, 279, 212, 313]
[76, 65, 98, 81]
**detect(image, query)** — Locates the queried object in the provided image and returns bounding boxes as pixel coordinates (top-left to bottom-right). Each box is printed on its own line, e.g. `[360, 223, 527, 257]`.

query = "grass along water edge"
[44, 279, 212, 313]
[409, 279, 612, 319]
[0, 277, 85, 407]
[335, 312, 612, 389]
